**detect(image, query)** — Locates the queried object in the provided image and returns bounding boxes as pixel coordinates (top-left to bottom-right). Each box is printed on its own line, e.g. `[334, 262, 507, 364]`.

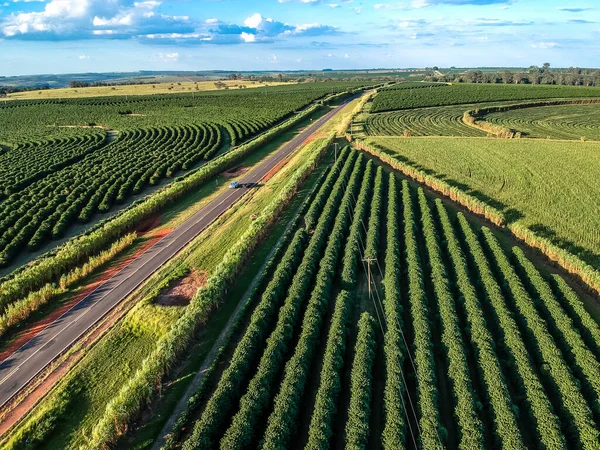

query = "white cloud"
[2, 0, 189, 39]
[532, 42, 558, 49]
[244, 13, 263, 29]
[78, 54, 90, 59]
[156, 51, 179, 61]
[240, 31, 256, 42]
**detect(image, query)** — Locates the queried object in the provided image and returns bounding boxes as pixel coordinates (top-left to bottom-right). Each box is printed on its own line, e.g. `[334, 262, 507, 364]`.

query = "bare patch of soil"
[125, 113, 146, 117]
[136, 214, 163, 233]
[156, 270, 207, 307]
[224, 166, 249, 178]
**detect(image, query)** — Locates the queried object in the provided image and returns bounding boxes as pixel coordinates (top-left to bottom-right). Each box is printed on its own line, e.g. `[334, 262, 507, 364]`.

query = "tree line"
[426, 64, 600, 86]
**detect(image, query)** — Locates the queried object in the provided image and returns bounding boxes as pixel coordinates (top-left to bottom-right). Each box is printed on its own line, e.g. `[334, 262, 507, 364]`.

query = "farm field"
[157, 146, 600, 450]
[4, 80, 293, 100]
[365, 104, 486, 137]
[364, 137, 600, 269]
[0, 83, 364, 268]
[483, 103, 600, 140]
[0, 122, 336, 450]
[371, 83, 600, 112]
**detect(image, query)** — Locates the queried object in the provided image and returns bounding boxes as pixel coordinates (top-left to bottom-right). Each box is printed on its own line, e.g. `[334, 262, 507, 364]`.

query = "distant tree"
[68, 81, 90, 88]
[542, 62, 551, 72]
[229, 73, 238, 80]
[501, 70, 513, 84]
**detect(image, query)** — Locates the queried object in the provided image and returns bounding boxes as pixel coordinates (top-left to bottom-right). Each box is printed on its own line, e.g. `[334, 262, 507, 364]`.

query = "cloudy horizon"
[0, 0, 598, 76]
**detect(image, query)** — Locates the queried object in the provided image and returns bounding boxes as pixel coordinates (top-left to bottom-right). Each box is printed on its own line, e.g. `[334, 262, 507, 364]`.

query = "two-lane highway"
[0, 95, 357, 410]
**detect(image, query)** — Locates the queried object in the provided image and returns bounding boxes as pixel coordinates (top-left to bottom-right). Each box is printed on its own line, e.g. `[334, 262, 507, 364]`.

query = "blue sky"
[0, 0, 598, 76]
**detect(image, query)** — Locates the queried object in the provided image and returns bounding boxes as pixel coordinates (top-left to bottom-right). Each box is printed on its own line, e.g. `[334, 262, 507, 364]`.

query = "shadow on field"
[530, 223, 600, 269]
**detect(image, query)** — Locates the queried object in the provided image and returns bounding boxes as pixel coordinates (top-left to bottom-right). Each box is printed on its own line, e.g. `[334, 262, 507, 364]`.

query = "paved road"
[0, 95, 356, 410]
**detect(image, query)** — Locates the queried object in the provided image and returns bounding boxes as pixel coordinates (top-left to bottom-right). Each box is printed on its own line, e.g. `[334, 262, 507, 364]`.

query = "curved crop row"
[0, 123, 223, 268]
[365, 106, 484, 137]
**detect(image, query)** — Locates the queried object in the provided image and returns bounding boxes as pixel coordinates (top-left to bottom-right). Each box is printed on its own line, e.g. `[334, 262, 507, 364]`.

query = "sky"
[0, 0, 598, 76]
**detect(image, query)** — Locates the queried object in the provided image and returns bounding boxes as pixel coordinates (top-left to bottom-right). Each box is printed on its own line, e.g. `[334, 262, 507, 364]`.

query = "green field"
[371, 83, 600, 112]
[364, 136, 600, 268]
[0, 83, 364, 269]
[365, 105, 485, 137]
[483, 103, 600, 140]
[0, 129, 334, 450]
[163, 147, 600, 450]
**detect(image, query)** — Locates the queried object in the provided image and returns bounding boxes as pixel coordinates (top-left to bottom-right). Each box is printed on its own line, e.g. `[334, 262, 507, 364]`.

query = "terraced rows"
[483, 103, 600, 140]
[365, 105, 485, 137]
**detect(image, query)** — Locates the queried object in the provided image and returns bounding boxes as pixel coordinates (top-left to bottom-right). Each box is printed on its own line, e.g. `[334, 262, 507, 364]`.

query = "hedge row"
[84, 131, 337, 449]
[512, 247, 600, 418]
[259, 155, 365, 450]
[435, 201, 523, 449]
[345, 312, 377, 450]
[193, 151, 359, 450]
[0, 232, 136, 338]
[417, 189, 484, 449]
[305, 158, 373, 449]
[480, 228, 598, 449]
[402, 180, 445, 450]
[381, 173, 407, 450]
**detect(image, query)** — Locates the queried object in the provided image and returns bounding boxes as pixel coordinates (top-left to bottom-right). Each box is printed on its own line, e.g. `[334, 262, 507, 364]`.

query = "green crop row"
[364, 166, 383, 260]
[458, 215, 564, 449]
[550, 275, 600, 359]
[257, 155, 365, 450]
[402, 180, 445, 449]
[345, 312, 377, 450]
[304, 146, 350, 230]
[480, 228, 599, 449]
[381, 173, 406, 450]
[305, 158, 373, 450]
[512, 247, 600, 418]
[435, 202, 524, 449]
[417, 190, 484, 449]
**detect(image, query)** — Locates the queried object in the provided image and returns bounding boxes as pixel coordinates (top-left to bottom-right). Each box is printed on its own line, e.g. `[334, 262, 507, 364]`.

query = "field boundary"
[350, 137, 600, 296]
